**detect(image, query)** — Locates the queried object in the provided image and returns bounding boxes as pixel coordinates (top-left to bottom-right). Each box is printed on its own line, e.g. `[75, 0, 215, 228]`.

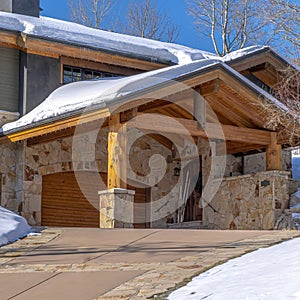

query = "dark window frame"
[63, 65, 121, 84]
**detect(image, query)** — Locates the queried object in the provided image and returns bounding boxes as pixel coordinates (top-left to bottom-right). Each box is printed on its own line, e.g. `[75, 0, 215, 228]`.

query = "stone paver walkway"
[0, 228, 299, 300]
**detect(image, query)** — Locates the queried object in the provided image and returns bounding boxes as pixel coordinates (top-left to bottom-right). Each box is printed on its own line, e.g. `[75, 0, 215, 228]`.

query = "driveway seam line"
[86, 230, 161, 263]
[7, 272, 61, 300]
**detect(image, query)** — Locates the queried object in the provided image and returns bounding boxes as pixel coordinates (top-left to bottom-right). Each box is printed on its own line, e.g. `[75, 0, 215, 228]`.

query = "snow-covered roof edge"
[0, 11, 292, 69]
[0, 11, 217, 65]
[2, 58, 292, 136]
[223, 45, 300, 72]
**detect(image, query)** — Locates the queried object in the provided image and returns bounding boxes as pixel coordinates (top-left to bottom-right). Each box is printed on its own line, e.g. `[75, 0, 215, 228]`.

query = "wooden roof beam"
[128, 114, 273, 145]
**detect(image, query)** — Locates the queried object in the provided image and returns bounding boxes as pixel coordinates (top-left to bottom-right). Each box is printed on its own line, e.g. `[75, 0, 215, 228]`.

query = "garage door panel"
[42, 172, 150, 228]
[42, 172, 103, 228]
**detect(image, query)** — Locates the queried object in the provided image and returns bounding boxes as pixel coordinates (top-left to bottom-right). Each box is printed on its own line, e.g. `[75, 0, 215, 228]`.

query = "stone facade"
[243, 150, 292, 174]
[0, 111, 19, 213]
[0, 111, 19, 127]
[203, 171, 290, 229]
[0, 123, 295, 229]
[7, 129, 179, 226]
[0, 142, 17, 211]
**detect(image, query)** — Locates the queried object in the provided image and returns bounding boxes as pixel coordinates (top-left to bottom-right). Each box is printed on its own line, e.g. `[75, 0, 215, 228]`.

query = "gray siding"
[0, 0, 12, 13]
[12, 0, 40, 18]
[26, 54, 60, 113]
[0, 47, 19, 112]
[0, 0, 40, 17]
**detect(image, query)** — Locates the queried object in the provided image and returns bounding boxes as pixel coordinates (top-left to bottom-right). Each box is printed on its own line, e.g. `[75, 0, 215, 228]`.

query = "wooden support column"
[107, 114, 127, 189]
[194, 87, 206, 129]
[266, 132, 282, 171]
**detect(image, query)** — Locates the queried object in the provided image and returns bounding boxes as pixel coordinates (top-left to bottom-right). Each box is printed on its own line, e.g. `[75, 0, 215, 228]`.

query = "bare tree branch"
[68, 0, 179, 42]
[123, 0, 179, 42]
[257, 63, 300, 146]
[186, 0, 300, 56]
[68, 0, 116, 29]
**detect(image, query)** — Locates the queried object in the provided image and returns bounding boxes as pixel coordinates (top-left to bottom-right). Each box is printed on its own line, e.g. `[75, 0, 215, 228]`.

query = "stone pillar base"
[99, 188, 135, 228]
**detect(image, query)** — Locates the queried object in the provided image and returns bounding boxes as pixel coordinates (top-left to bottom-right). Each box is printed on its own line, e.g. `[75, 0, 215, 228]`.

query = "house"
[0, 0, 298, 230]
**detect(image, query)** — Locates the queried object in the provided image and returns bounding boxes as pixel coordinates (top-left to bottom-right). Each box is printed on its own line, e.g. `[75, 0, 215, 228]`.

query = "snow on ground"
[168, 237, 300, 300]
[0, 206, 31, 247]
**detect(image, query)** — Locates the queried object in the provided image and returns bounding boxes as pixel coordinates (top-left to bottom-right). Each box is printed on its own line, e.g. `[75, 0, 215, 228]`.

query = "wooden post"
[107, 114, 127, 189]
[194, 87, 206, 129]
[266, 132, 282, 171]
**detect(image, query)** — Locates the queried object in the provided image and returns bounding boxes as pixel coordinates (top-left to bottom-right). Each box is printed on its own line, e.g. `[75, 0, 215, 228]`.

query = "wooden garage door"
[42, 172, 106, 228]
[129, 185, 150, 229]
[42, 172, 150, 228]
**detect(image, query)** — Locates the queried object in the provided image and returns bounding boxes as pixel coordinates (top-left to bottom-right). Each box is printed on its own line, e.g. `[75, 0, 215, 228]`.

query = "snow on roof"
[0, 11, 217, 65]
[2, 59, 221, 133]
[222, 45, 270, 62]
[0, 12, 290, 135]
[3, 56, 289, 135]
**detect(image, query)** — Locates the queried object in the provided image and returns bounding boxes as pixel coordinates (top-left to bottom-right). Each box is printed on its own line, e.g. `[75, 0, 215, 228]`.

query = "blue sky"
[40, 0, 214, 52]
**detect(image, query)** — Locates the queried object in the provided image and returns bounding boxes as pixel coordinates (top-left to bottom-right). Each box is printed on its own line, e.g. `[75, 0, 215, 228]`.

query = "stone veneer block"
[203, 171, 291, 230]
[98, 188, 135, 229]
[0, 110, 19, 127]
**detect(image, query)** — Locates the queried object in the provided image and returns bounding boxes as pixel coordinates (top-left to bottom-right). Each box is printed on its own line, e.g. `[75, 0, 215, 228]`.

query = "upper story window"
[63, 65, 121, 84]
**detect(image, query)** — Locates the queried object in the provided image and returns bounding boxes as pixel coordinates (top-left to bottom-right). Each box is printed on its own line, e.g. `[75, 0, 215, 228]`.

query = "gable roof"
[0, 10, 297, 144]
[2, 52, 290, 139]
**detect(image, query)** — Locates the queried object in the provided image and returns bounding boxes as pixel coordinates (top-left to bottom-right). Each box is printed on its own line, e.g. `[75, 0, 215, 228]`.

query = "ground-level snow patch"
[168, 237, 300, 300]
[0, 206, 31, 246]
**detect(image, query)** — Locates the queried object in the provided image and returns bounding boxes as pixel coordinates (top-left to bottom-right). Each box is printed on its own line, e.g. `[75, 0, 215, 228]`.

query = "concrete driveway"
[0, 228, 299, 300]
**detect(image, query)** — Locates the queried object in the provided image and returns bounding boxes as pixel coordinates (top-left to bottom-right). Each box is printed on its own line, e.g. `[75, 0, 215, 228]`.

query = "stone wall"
[203, 171, 290, 230]
[0, 111, 19, 213]
[0, 142, 17, 211]
[1, 124, 293, 229]
[244, 150, 291, 174]
[20, 129, 178, 226]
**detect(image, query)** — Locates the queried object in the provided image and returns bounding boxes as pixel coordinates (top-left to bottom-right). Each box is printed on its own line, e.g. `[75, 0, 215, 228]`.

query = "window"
[63, 65, 121, 84]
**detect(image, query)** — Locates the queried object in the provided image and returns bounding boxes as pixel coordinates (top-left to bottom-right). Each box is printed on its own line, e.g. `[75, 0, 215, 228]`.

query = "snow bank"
[0, 206, 31, 247]
[0, 11, 216, 65]
[168, 237, 300, 299]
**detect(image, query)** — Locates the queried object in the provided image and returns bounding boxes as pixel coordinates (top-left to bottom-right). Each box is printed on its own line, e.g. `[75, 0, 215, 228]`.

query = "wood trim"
[0, 31, 19, 49]
[7, 109, 110, 142]
[24, 37, 166, 71]
[0, 31, 167, 70]
[229, 52, 287, 72]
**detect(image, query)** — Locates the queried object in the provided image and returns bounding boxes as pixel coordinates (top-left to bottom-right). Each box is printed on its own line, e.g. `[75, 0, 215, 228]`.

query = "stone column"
[99, 188, 135, 228]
